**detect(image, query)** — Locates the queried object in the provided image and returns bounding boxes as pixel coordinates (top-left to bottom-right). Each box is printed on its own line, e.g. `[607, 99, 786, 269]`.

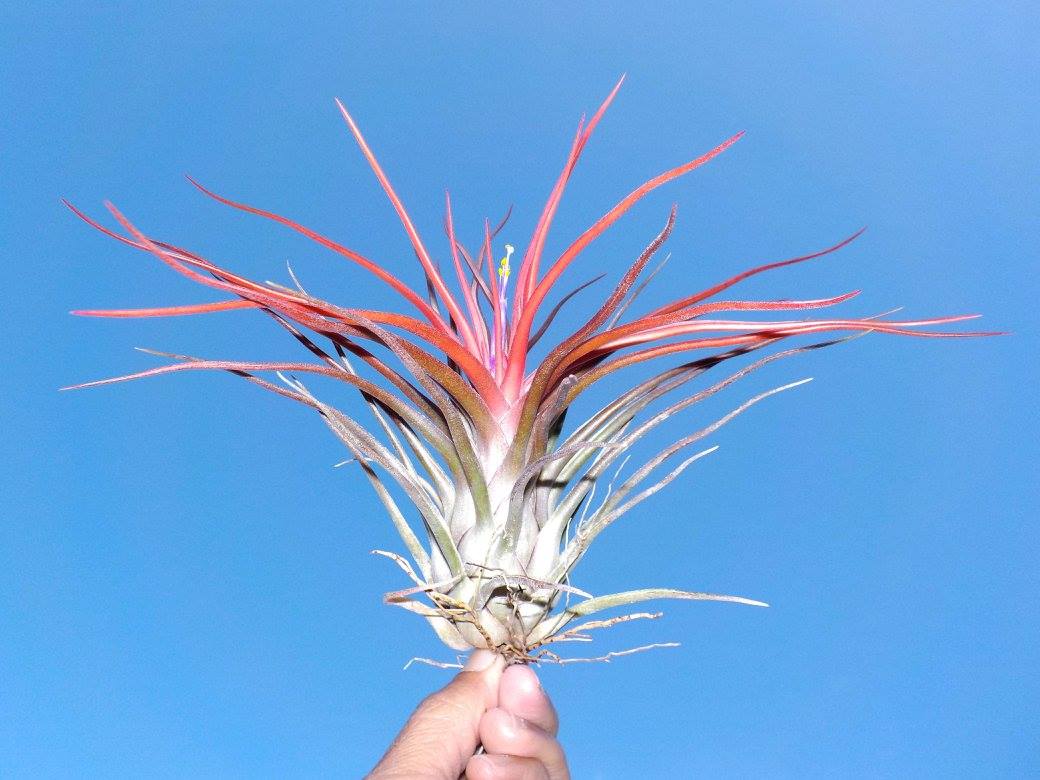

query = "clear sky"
[2, 3, 1036, 777]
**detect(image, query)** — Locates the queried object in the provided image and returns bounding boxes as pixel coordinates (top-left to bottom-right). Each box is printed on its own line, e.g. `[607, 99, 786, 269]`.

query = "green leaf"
[567, 587, 769, 616]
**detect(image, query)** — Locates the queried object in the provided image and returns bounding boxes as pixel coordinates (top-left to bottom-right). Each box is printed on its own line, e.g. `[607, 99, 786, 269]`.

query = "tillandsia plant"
[66, 78, 992, 665]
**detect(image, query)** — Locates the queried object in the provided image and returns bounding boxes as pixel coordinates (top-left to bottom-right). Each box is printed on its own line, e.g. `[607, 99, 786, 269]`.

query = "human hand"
[367, 650, 569, 779]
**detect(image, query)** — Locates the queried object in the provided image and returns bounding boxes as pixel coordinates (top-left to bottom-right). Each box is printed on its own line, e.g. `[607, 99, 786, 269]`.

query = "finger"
[498, 665, 559, 736]
[466, 753, 551, 780]
[478, 708, 569, 780]
[368, 650, 505, 780]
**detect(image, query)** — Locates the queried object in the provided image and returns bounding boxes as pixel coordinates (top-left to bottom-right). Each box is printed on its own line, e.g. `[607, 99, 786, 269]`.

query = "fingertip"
[464, 648, 502, 673]
[505, 663, 542, 695]
[467, 752, 551, 780]
[465, 753, 490, 779]
[477, 708, 567, 779]
[500, 665, 559, 736]
[459, 649, 506, 710]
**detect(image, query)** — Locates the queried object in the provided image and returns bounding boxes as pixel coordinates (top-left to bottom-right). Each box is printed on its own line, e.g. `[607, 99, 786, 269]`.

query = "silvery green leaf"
[568, 587, 769, 616]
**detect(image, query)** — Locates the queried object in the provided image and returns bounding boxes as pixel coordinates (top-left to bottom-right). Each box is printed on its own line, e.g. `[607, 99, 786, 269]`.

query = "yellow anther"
[498, 244, 514, 282]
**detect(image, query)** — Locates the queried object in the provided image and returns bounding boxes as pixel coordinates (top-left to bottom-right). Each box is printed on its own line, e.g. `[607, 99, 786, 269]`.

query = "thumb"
[368, 650, 505, 779]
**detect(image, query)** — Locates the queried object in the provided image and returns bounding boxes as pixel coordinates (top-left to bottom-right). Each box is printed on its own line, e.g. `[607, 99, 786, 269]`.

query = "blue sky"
[2, 3, 1036, 777]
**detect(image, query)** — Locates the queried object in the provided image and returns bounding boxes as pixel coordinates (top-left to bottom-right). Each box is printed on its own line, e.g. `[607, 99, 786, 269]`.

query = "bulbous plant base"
[377, 549, 761, 667]
[381, 555, 581, 662]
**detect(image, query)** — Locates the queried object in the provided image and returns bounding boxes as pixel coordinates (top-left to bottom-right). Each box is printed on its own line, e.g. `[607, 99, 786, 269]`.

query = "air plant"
[66, 79, 991, 665]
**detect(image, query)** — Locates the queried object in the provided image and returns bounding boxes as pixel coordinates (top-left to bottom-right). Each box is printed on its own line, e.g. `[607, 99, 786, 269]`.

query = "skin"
[368, 651, 569, 780]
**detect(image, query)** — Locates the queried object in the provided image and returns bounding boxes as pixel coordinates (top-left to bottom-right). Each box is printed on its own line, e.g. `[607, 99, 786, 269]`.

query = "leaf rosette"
[66, 79, 993, 663]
